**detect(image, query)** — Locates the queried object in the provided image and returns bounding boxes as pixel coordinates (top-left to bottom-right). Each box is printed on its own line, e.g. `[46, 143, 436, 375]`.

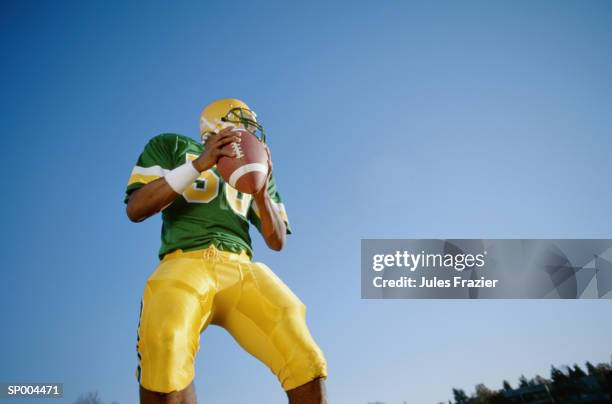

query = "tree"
[502, 380, 512, 391]
[473, 383, 495, 402]
[518, 375, 529, 388]
[570, 364, 586, 379]
[74, 392, 103, 404]
[550, 365, 567, 384]
[73, 392, 118, 404]
[533, 375, 548, 385]
[586, 361, 597, 375]
[452, 388, 469, 404]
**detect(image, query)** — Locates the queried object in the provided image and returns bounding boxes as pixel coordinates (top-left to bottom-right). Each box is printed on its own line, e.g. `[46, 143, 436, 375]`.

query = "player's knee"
[146, 326, 185, 351]
[139, 325, 195, 394]
[288, 302, 307, 321]
[282, 293, 306, 317]
[141, 314, 190, 358]
[277, 310, 328, 391]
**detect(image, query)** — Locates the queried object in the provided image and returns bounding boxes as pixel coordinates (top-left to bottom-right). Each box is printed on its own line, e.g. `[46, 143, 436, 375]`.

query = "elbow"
[267, 235, 286, 251]
[126, 204, 144, 223]
[125, 193, 141, 222]
[270, 243, 283, 252]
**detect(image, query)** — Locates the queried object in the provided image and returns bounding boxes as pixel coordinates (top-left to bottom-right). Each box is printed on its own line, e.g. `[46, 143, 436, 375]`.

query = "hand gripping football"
[217, 128, 268, 194]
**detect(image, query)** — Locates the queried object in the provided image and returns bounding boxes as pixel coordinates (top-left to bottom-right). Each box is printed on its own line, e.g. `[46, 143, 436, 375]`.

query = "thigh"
[137, 257, 215, 393]
[220, 261, 327, 391]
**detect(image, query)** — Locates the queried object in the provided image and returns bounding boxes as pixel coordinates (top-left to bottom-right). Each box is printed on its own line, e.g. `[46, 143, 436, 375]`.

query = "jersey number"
[184, 154, 252, 216]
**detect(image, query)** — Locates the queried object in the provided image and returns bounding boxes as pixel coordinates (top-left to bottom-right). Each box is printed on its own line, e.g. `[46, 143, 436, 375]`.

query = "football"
[217, 128, 269, 194]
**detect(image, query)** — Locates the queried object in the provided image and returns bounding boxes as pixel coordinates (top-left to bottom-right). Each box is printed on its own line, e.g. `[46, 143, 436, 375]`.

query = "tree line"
[448, 359, 612, 404]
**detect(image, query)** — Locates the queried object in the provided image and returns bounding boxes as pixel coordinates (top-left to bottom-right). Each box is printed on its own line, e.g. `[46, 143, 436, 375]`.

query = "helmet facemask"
[221, 107, 266, 143]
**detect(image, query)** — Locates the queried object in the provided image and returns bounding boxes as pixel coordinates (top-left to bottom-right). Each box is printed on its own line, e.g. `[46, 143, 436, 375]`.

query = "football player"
[124, 99, 328, 404]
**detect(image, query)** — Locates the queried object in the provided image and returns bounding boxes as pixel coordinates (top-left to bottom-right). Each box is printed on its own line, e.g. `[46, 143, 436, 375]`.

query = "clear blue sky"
[1, 1, 612, 403]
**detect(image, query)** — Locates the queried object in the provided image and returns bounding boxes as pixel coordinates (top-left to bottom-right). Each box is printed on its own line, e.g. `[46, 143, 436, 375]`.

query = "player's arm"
[252, 148, 286, 251]
[126, 177, 179, 222]
[126, 129, 241, 222]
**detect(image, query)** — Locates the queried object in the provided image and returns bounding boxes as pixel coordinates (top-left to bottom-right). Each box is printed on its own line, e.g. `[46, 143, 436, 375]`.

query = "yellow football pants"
[136, 245, 327, 393]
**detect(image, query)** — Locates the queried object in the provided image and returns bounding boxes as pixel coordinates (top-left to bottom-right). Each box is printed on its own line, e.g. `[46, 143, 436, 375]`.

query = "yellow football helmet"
[199, 98, 265, 143]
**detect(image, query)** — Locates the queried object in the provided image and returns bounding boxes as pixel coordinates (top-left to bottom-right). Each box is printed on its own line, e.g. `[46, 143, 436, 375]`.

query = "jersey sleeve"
[247, 175, 292, 235]
[123, 134, 176, 204]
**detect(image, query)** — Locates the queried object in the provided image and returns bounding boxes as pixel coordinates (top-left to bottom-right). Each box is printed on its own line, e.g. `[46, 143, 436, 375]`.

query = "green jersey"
[124, 133, 291, 259]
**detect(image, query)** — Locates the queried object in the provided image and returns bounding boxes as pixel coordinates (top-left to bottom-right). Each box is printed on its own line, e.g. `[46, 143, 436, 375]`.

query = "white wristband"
[164, 161, 200, 194]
